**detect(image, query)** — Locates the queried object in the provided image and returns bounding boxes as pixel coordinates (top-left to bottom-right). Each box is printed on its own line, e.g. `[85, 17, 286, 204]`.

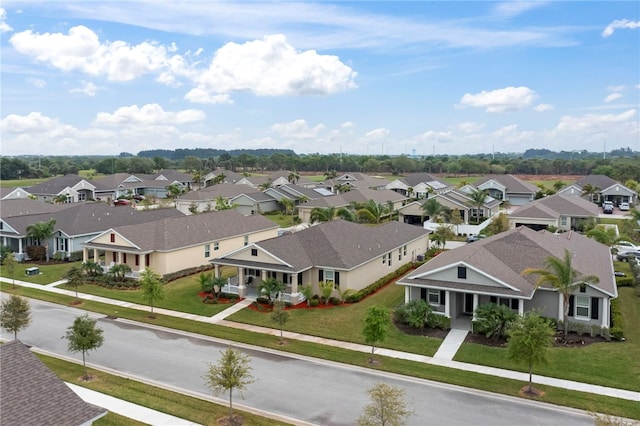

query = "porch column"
[445, 290, 451, 318]
[405, 287, 410, 304]
[557, 293, 564, 322]
[602, 298, 610, 328]
[117, 252, 122, 264]
[93, 249, 99, 263]
[291, 273, 298, 294]
[18, 239, 23, 255]
[261, 270, 267, 281]
[82, 247, 89, 263]
[518, 299, 524, 316]
[214, 264, 221, 278]
[472, 293, 479, 320]
[237, 267, 246, 298]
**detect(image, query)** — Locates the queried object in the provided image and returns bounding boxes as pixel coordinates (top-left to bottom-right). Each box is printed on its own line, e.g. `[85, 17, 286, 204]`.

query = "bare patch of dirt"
[518, 385, 545, 398]
[78, 375, 96, 382]
[393, 321, 449, 339]
[552, 332, 608, 347]
[217, 414, 245, 426]
[68, 300, 83, 306]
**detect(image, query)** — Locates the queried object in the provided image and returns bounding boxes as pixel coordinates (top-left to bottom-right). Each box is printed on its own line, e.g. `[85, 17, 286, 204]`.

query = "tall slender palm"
[278, 197, 295, 215]
[25, 219, 56, 262]
[467, 188, 488, 224]
[523, 249, 599, 335]
[421, 198, 443, 222]
[581, 184, 600, 203]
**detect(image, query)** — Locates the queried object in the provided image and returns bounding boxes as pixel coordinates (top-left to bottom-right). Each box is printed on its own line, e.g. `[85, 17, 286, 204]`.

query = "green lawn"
[454, 287, 640, 392]
[6, 261, 82, 285]
[60, 273, 237, 317]
[0, 177, 49, 188]
[262, 212, 297, 228]
[39, 353, 289, 426]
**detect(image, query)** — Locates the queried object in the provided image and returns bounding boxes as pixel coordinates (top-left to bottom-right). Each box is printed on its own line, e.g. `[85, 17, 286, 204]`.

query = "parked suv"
[619, 202, 630, 211]
[603, 201, 614, 214]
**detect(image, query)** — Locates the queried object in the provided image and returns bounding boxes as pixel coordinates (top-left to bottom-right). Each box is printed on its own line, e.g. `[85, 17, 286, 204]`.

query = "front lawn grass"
[455, 287, 640, 392]
[8, 261, 82, 285]
[38, 353, 288, 426]
[2, 282, 639, 420]
[59, 274, 236, 317]
[228, 282, 442, 356]
[262, 212, 297, 228]
[95, 413, 146, 426]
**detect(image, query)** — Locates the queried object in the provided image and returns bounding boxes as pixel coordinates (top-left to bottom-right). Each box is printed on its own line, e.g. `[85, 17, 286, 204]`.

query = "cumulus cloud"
[492, 2, 550, 19]
[363, 128, 390, 140]
[188, 34, 357, 102]
[9, 25, 186, 82]
[93, 103, 206, 126]
[341, 121, 354, 128]
[604, 93, 623, 103]
[602, 19, 640, 37]
[183, 88, 233, 104]
[0, 7, 12, 33]
[270, 119, 325, 139]
[459, 86, 537, 112]
[1, 112, 63, 133]
[555, 109, 637, 133]
[456, 122, 485, 133]
[27, 77, 46, 88]
[534, 103, 554, 112]
[70, 81, 100, 97]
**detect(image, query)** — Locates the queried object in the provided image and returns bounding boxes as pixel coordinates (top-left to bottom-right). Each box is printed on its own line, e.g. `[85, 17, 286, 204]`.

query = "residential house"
[82, 209, 279, 277]
[229, 192, 281, 215]
[0, 187, 32, 200]
[210, 219, 431, 303]
[323, 172, 389, 192]
[175, 183, 255, 214]
[296, 188, 408, 223]
[91, 169, 193, 201]
[397, 226, 617, 330]
[558, 175, 637, 206]
[508, 194, 601, 231]
[202, 169, 244, 187]
[469, 174, 538, 206]
[0, 340, 107, 425]
[27, 174, 99, 203]
[0, 201, 183, 261]
[385, 173, 451, 199]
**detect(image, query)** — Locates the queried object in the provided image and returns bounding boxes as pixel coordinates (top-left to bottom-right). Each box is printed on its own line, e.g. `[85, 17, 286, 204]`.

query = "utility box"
[25, 267, 39, 276]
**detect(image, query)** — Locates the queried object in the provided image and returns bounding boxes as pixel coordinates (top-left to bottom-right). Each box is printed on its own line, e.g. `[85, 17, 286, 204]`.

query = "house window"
[110, 233, 115, 243]
[398, 248, 402, 261]
[135, 255, 139, 266]
[214, 242, 219, 251]
[382, 254, 387, 264]
[112, 252, 116, 262]
[403, 245, 407, 256]
[244, 236, 249, 246]
[427, 290, 440, 305]
[576, 296, 590, 318]
[251, 248, 258, 256]
[78, 193, 86, 201]
[123, 253, 127, 264]
[204, 244, 210, 258]
[145, 254, 150, 266]
[561, 216, 567, 226]
[457, 266, 467, 279]
[320, 269, 340, 289]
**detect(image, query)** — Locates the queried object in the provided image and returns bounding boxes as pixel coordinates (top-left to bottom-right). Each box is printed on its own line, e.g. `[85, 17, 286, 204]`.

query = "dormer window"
[458, 266, 467, 279]
[110, 233, 115, 243]
[251, 248, 258, 256]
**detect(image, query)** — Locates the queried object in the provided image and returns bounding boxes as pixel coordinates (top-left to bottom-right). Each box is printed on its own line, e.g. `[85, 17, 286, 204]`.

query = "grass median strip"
[3, 282, 639, 420]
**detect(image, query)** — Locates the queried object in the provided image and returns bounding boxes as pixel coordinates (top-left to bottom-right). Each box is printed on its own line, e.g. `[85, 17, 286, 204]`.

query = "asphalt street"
[2, 297, 596, 426]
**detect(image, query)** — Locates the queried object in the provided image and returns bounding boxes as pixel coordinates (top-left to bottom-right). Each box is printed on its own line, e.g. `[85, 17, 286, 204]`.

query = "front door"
[464, 293, 474, 315]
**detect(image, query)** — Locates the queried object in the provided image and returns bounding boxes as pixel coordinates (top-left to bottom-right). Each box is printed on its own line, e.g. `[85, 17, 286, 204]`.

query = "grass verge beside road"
[38, 353, 288, 426]
[3, 281, 639, 420]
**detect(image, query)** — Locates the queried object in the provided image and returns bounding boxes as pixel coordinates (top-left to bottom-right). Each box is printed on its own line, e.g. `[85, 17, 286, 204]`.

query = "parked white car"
[619, 202, 630, 211]
[613, 240, 640, 252]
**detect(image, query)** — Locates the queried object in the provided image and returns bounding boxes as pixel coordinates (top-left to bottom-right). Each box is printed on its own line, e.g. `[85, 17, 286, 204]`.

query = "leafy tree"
[507, 310, 554, 394]
[523, 249, 599, 335]
[215, 196, 232, 211]
[3, 253, 18, 289]
[0, 295, 32, 339]
[257, 277, 286, 306]
[0, 245, 13, 263]
[166, 184, 184, 198]
[62, 265, 84, 299]
[473, 303, 517, 340]
[53, 193, 69, 204]
[484, 213, 509, 235]
[363, 305, 391, 363]
[182, 155, 203, 172]
[270, 299, 290, 344]
[26, 218, 56, 262]
[324, 169, 338, 180]
[449, 209, 464, 234]
[65, 314, 104, 380]
[358, 382, 414, 426]
[140, 267, 165, 315]
[204, 347, 254, 423]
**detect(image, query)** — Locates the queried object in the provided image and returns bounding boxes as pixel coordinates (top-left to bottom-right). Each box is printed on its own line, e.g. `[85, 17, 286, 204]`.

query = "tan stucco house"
[82, 209, 279, 277]
[508, 194, 601, 231]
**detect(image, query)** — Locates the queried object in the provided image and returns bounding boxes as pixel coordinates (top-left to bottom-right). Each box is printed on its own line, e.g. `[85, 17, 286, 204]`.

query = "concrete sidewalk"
[2, 276, 639, 403]
[433, 329, 468, 360]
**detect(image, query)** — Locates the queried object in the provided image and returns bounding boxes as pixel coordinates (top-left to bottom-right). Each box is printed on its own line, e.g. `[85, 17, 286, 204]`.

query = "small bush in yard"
[609, 298, 624, 340]
[426, 312, 451, 330]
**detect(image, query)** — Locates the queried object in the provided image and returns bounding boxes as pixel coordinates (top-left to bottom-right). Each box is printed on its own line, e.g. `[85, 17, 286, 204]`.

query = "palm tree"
[581, 184, 600, 203]
[26, 219, 56, 262]
[324, 169, 338, 180]
[421, 198, 443, 222]
[356, 200, 389, 224]
[259, 179, 273, 191]
[467, 188, 488, 224]
[278, 197, 295, 215]
[522, 249, 599, 336]
[335, 206, 356, 222]
[310, 207, 336, 224]
[108, 263, 132, 282]
[433, 224, 455, 250]
[287, 170, 300, 184]
[258, 278, 286, 306]
[81, 261, 103, 278]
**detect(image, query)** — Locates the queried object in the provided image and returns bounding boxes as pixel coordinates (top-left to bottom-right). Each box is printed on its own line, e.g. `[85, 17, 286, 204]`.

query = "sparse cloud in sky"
[602, 19, 640, 37]
[459, 87, 538, 113]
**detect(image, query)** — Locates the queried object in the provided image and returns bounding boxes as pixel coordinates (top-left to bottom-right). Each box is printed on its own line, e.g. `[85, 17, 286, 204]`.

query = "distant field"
[0, 178, 46, 188]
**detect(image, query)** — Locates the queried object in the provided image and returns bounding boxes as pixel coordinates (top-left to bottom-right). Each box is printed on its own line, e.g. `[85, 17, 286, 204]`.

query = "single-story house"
[558, 175, 637, 206]
[405, 189, 501, 225]
[202, 169, 245, 186]
[385, 173, 451, 199]
[210, 219, 431, 303]
[397, 226, 617, 330]
[508, 194, 601, 231]
[82, 209, 279, 277]
[175, 183, 255, 214]
[0, 340, 107, 425]
[91, 169, 193, 201]
[470, 174, 538, 206]
[27, 174, 99, 203]
[322, 172, 389, 192]
[0, 201, 184, 261]
[0, 187, 32, 200]
[229, 192, 282, 215]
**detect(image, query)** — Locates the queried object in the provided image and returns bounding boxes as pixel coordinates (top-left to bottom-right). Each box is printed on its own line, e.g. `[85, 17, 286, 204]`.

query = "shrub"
[394, 299, 432, 329]
[472, 303, 516, 340]
[163, 264, 215, 282]
[344, 263, 414, 304]
[426, 312, 450, 330]
[68, 251, 83, 262]
[616, 277, 634, 287]
[309, 299, 320, 307]
[329, 297, 341, 305]
[610, 298, 624, 340]
[25, 245, 46, 261]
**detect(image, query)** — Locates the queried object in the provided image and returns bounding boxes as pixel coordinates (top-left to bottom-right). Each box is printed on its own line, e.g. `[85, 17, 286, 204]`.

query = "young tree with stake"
[362, 305, 391, 364]
[64, 314, 104, 380]
[0, 295, 32, 339]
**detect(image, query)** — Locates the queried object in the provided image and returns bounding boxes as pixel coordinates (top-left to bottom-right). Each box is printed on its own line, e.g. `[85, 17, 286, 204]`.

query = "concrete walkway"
[68, 383, 201, 426]
[433, 329, 469, 360]
[2, 276, 639, 403]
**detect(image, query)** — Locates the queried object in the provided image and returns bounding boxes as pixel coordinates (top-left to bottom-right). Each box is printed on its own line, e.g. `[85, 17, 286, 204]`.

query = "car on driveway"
[114, 199, 131, 206]
[616, 250, 640, 262]
[619, 202, 630, 211]
[465, 234, 486, 243]
[603, 201, 614, 214]
[613, 241, 640, 253]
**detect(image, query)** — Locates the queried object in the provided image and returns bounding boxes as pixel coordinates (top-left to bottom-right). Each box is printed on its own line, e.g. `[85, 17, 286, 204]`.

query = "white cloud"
[1, 112, 62, 133]
[70, 81, 100, 97]
[0, 8, 12, 33]
[492, 2, 550, 19]
[27, 77, 46, 88]
[459, 86, 538, 112]
[555, 109, 637, 133]
[363, 128, 390, 140]
[340, 121, 354, 128]
[456, 122, 485, 133]
[270, 119, 325, 139]
[183, 88, 233, 104]
[9, 25, 185, 82]
[602, 19, 640, 37]
[189, 34, 357, 101]
[93, 103, 206, 126]
[607, 85, 626, 92]
[604, 93, 623, 103]
[534, 103, 554, 112]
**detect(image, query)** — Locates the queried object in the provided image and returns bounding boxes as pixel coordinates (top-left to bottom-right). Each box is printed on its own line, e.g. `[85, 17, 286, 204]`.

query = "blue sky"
[1, 1, 638, 157]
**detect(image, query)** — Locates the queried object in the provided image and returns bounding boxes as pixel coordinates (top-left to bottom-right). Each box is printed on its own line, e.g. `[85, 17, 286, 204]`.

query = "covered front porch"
[82, 246, 149, 279]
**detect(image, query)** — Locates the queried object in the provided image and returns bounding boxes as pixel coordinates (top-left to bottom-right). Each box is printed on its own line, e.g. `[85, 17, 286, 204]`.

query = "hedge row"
[610, 297, 624, 340]
[345, 262, 415, 304]
[163, 264, 215, 282]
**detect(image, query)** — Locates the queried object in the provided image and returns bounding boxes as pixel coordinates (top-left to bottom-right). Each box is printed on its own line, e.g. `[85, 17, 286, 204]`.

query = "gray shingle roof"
[96, 209, 279, 252]
[400, 226, 617, 298]
[402, 173, 449, 189]
[0, 340, 107, 426]
[233, 219, 430, 271]
[510, 194, 600, 219]
[574, 175, 618, 190]
[302, 188, 407, 208]
[474, 174, 538, 194]
[1, 199, 76, 218]
[177, 183, 255, 201]
[26, 175, 90, 195]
